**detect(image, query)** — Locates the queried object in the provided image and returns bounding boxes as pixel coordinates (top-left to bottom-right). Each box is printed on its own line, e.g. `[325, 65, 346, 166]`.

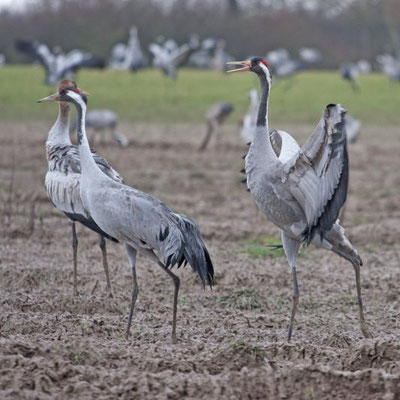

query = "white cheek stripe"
[259, 63, 272, 86]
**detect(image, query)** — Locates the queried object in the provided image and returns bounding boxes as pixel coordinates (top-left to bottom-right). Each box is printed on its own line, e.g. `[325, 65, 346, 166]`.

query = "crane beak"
[226, 60, 251, 73]
[80, 90, 90, 96]
[36, 93, 60, 103]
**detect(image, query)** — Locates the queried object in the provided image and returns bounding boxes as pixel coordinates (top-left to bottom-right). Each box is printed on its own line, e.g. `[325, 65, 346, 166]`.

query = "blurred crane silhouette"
[16, 39, 104, 86]
[38, 83, 214, 343]
[38, 80, 122, 297]
[228, 57, 370, 341]
[240, 88, 259, 143]
[70, 109, 128, 148]
[199, 102, 234, 151]
[339, 63, 360, 91]
[109, 26, 147, 71]
[149, 37, 199, 78]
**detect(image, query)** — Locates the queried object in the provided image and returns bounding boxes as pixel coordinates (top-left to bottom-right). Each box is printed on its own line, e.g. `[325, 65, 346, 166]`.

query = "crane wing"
[269, 130, 300, 162]
[172, 43, 197, 67]
[15, 39, 53, 71]
[282, 104, 348, 244]
[59, 50, 105, 76]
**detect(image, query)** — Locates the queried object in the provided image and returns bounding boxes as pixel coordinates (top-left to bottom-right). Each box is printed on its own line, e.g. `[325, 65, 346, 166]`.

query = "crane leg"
[199, 122, 213, 151]
[72, 222, 78, 296]
[215, 127, 222, 150]
[330, 247, 371, 338]
[288, 267, 300, 342]
[158, 261, 180, 344]
[125, 244, 139, 339]
[353, 261, 371, 338]
[281, 232, 302, 342]
[99, 235, 113, 298]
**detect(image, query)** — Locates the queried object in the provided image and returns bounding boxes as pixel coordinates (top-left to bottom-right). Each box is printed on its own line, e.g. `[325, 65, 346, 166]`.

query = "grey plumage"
[109, 26, 147, 71]
[39, 84, 121, 297]
[70, 109, 128, 147]
[199, 102, 234, 151]
[228, 57, 370, 341]
[53, 87, 214, 343]
[149, 37, 199, 78]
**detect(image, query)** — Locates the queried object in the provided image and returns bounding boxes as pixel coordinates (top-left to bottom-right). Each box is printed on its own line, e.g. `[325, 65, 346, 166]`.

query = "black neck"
[256, 71, 269, 127]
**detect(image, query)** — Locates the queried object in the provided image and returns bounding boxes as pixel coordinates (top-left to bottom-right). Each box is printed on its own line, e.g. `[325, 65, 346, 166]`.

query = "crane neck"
[248, 65, 277, 164]
[46, 101, 72, 149]
[69, 93, 103, 177]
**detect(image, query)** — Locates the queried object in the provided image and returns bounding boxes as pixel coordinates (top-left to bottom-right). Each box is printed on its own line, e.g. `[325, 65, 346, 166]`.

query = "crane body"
[228, 58, 370, 341]
[39, 83, 214, 343]
[39, 80, 121, 296]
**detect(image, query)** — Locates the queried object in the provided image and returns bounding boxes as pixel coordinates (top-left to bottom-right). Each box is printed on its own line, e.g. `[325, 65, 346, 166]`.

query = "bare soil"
[1, 121, 400, 399]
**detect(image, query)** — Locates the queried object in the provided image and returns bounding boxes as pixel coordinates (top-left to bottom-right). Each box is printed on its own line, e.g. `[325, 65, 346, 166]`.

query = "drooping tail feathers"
[161, 215, 214, 288]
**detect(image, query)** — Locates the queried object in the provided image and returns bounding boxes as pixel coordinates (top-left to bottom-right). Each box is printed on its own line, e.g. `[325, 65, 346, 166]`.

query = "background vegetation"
[0, 0, 399, 67]
[1, 65, 399, 124]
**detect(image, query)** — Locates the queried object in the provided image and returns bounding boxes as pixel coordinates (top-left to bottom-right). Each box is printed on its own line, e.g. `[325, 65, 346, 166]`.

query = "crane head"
[37, 79, 89, 103]
[226, 57, 269, 73]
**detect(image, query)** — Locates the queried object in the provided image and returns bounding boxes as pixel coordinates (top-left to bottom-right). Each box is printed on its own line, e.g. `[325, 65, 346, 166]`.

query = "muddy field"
[1, 120, 400, 399]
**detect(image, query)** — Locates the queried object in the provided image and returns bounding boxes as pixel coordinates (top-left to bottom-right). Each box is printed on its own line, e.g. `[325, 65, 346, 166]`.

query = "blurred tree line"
[0, 0, 399, 67]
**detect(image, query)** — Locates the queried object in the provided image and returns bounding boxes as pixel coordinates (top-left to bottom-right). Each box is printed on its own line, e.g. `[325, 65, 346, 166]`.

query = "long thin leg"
[199, 121, 213, 151]
[215, 125, 222, 150]
[281, 232, 302, 342]
[72, 222, 78, 296]
[157, 261, 180, 344]
[330, 246, 371, 338]
[352, 261, 371, 338]
[125, 244, 139, 339]
[99, 235, 113, 298]
[288, 266, 300, 342]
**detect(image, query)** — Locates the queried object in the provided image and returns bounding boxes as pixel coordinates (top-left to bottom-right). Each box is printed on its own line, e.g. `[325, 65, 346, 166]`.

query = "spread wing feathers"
[283, 104, 348, 244]
[59, 50, 105, 76]
[172, 44, 197, 67]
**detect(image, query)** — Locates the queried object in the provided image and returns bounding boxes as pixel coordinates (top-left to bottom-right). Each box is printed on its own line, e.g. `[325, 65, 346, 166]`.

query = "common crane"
[38, 83, 214, 343]
[70, 109, 128, 148]
[38, 80, 122, 297]
[199, 102, 234, 151]
[228, 57, 370, 341]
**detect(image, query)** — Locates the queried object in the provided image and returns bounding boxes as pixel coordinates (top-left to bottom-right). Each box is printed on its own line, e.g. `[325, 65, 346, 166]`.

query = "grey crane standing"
[228, 57, 370, 341]
[38, 80, 122, 297]
[70, 109, 129, 148]
[38, 84, 214, 343]
[199, 102, 234, 151]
